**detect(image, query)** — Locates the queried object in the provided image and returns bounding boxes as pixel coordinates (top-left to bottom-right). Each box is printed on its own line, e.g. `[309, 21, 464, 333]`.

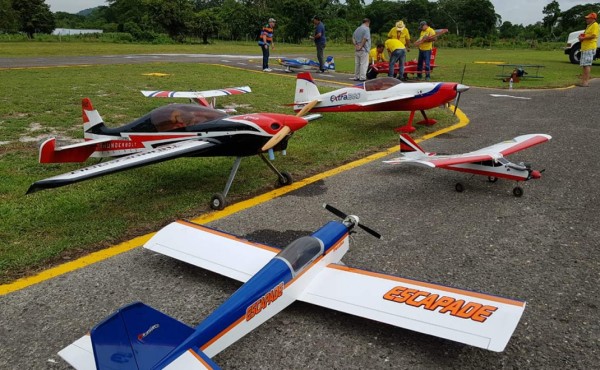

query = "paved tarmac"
[0, 55, 598, 369]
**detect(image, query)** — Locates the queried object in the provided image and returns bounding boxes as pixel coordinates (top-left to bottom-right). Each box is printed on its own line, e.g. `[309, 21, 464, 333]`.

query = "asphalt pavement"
[0, 55, 598, 369]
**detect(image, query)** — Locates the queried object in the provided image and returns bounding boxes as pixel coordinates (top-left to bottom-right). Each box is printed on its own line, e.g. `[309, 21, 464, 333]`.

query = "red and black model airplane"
[27, 98, 319, 210]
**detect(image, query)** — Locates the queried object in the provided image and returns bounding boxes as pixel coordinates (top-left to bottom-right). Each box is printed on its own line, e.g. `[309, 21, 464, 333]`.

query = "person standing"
[387, 20, 411, 50]
[416, 20, 436, 81]
[310, 16, 327, 73]
[579, 12, 599, 87]
[258, 18, 276, 72]
[385, 37, 406, 80]
[352, 18, 371, 81]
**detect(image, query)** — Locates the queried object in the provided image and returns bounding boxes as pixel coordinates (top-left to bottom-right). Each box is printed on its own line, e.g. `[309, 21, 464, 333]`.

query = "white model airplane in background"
[385, 133, 552, 196]
[59, 204, 525, 369]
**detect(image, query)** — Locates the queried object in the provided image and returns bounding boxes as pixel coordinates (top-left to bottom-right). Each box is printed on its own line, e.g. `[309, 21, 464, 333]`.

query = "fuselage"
[153, 221, 351, 368]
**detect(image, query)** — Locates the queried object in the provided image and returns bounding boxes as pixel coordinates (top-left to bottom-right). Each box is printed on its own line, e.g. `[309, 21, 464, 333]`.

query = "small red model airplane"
[384, 133, 552, 196]
[294, 72, 468, 132]
[368, 48, 439, 80]
[28, 97, 319, 210]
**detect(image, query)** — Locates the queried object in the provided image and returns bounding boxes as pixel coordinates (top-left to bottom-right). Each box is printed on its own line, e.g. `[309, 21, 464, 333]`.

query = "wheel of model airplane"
[513, 186, 524, 197]
[488, 176, 498, 183]
[210, 193, 226, 210]
[455, 183, 464, 192]
[276, 171, 293, 187]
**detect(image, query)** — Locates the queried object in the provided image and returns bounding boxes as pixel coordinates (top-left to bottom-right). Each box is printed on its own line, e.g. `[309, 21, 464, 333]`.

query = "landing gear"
[513, 186, 524, 197]
[209, 154, 293, 210]
[395, 110, 437, 133]
[210, 193, 226, 210]
[455, 183, 464, 192]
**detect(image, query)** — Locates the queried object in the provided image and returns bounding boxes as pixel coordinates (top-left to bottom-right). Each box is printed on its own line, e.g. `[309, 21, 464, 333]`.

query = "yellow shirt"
[385, 38, 405, 54]
[418, 27, 436, 51]
[387, 26, 410, 46]
[369, 48, 389, 63]
[582, 22, 599, 51]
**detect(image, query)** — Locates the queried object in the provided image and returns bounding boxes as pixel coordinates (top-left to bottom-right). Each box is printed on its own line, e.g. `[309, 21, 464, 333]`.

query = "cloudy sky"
[46, 0, 590, 26]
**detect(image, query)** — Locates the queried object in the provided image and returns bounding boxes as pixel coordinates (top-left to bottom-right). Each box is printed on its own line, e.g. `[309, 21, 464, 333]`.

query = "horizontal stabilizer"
[300, 264, 525, 352]
[144, 220, 279, 283]
[27, 139, 214, 194]
[60, 302, 219, 369]
[38, 137, 113, 163]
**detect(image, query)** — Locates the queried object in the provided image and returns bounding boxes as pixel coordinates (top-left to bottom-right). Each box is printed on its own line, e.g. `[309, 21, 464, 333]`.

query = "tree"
[542, 0, 561, 36]
[12, 0, 56, 38]
[0, 0, 19, 33]
[145, 0, 194, 41]
[188, 8, 221, 43]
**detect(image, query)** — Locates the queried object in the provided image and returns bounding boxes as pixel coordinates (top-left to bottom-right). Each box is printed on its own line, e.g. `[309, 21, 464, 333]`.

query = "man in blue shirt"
[310, 16, 327, 73]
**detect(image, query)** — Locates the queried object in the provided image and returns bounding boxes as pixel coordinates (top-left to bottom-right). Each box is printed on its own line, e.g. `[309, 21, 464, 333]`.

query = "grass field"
[0, 56, 459, 284]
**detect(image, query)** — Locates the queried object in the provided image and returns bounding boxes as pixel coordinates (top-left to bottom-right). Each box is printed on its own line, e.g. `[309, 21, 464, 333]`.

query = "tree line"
[1, 0, 599, 44]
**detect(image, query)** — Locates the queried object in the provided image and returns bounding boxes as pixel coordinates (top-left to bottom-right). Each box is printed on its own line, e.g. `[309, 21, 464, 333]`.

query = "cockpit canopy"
[276, 236, 324, 275]
[149, 104, 228, 132]
[363, 77, 402, 92]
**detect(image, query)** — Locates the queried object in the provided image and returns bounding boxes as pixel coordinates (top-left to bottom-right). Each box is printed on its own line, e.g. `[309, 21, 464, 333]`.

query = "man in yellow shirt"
[416, 20, 436, 81]
[387, 20, 411, 49]
[369, 43, 388, 64]
[385, 37, 406, 80]
[579, 12, 599, 87]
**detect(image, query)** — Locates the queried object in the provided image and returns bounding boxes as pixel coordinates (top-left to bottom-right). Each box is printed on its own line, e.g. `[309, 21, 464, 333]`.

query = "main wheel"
[276, 171, 293, 187]
[513, 186, 524, 197]
[569, 44, 581, 64]
[455, 183, 464, 192]
[210, 193, 226, 210]
[488, 176, 498, 183]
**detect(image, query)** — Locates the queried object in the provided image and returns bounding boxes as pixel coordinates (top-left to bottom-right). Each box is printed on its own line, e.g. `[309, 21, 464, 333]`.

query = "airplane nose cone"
[284, 115, 309, 131]
[456, 84, 470, 93]
[530, 170, 542, 179]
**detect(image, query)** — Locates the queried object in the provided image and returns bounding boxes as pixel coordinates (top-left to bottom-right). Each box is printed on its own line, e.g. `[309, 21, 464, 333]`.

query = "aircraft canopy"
[364, 77, 401, 92]
[150, 104, 228, 131]
[277, 236, 324, 275]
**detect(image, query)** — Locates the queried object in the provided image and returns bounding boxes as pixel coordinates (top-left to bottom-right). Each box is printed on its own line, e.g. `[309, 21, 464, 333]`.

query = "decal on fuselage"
[383, 286, 498, 322]
[245, 282, 285, 321]
[329, 91, 361, 103]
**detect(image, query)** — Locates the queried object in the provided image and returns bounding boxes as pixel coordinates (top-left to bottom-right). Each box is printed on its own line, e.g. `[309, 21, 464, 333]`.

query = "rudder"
[295, 72, 320, 104]
[82, 98, 105, 138]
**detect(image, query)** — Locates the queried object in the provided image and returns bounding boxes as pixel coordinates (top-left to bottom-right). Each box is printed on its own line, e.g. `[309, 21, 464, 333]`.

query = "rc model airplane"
[277, 55, 335, 73]
[58, 204, 525, 370]
[141, 86, 252, 112]
[384, 133, 552, 196]
[368, 48, 440, 80]
[294, 72, 469, 132]
[28, 96, 319, 210]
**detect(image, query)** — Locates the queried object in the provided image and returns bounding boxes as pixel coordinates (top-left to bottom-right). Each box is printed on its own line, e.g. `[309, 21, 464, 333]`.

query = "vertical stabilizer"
[295, 72, 321, 104]
[399, 134, 425, 153]
[325, 56, 335, 70]
[82, 98, 105, 138]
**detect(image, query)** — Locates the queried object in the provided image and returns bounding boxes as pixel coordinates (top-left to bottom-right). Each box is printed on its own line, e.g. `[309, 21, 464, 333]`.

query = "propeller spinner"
[323, 203, 382, 239]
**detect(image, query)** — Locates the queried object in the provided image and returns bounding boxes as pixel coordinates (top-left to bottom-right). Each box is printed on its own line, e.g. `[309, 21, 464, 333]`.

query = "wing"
[144, 220, 280, 282]
[142, 86, 251, 99]
[299, 264, 525, 352]
[27, 139, 217, 194]
[356, 94, 415, 106]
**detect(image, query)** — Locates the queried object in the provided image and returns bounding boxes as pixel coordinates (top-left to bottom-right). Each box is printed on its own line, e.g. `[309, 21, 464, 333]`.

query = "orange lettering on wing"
[383, 286, 498, 323]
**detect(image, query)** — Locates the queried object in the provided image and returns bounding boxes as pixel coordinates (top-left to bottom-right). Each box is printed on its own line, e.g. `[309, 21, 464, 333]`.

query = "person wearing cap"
[578, 12, 599, 87]
[310, 16, 327, 73]
[416, 20, 436, 81]
[258, 18, 276, 72]
[387, 20, 411, 50]
[352, 18, 371, 81]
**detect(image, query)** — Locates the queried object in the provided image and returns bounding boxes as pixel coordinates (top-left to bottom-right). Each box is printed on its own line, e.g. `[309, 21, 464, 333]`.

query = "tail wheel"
[455, 183, 464, 192]
[276, 171, 293, 187]
[513, 186, 524, 197]
[488, 176, 498, 183]
[210, 193, 226, 210]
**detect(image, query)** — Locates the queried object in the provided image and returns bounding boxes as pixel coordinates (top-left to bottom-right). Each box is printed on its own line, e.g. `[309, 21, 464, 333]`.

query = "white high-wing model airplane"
[384, 133, 552, 196]
[59, 205, 525, 370]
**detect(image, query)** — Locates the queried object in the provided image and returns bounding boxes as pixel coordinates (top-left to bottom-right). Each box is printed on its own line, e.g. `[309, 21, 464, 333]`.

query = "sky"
[46, 0, 590, 26]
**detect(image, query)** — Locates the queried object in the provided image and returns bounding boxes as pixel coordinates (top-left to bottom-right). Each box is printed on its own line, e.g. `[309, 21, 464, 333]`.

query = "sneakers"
[263, 68, 272, 72]
[425, 77, 431, 81]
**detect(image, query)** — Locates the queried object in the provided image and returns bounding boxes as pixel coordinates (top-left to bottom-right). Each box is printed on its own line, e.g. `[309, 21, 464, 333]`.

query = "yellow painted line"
[0, 108, 468, 296]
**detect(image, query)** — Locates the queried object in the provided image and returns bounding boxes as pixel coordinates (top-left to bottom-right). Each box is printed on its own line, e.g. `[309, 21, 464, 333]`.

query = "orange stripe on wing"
[327, 264, 525, 307]
[199, 315, 245, 352]
[188, 348, 216, 369]
[177, 220, 280, 253]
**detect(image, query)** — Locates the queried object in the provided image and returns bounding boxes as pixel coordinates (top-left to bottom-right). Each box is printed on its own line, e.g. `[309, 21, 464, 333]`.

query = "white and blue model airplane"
[277, 55, 335, 73]
[59, 204, 526, 369]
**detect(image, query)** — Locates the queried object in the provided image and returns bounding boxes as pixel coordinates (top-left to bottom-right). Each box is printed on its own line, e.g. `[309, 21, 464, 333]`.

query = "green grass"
[0, 61, 457, 283]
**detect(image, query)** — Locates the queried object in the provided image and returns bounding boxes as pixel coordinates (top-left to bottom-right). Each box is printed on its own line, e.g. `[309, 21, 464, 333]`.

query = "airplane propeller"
[323, 203, 382, 239]
[453, 64, 468, 115]
[261, 126, 291, 151]
[296, 99, 319, 117]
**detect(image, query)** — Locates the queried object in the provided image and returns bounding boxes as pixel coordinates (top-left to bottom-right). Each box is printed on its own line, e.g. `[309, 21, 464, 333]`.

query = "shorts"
[580, 49, 595, 66]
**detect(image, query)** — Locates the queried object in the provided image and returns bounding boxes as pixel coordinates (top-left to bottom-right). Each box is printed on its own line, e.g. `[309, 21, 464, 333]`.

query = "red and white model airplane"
[368, 47, 440, 80]
[58, 204, 525, 370]
[384, 134, 552, 196]
[27, 95, 319, 210]
[293, 72, 468, 133]
[141, 86, 251, 112]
